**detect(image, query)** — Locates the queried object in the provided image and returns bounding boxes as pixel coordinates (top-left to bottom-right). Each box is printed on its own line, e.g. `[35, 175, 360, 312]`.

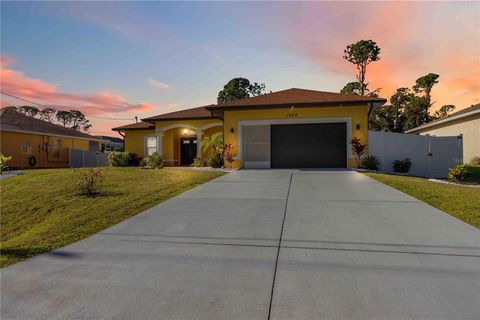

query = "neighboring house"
[0, 108, 104, 168]
[96, 135, 124, 152]
[113, 88, 386, 169]
[406, 103, 480, 163]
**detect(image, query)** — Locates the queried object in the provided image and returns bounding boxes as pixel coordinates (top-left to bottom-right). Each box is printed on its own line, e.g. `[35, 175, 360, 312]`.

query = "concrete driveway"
[2, 170, 479, 319]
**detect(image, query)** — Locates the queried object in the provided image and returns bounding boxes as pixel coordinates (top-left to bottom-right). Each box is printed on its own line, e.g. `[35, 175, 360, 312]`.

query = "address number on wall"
[286, 112, 298, 118]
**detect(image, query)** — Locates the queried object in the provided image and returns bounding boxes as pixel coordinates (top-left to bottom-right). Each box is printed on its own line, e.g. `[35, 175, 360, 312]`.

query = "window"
[53, 138, 61, 159]
[146, 136, 158, 155]
[20, 140, 31, 154]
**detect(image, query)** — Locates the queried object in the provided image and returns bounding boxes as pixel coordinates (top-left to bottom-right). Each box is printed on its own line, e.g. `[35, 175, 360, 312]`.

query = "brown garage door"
[271, 123, 347, 168]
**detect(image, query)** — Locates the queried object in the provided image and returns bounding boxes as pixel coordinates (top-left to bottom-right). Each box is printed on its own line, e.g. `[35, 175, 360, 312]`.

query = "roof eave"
[140, 116, 214, 123]
[206, 99, 386, 111]
[406, 108, 480, 133]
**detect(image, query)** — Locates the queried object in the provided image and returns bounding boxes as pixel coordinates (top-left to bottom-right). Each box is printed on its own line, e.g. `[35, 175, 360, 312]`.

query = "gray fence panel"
[368, 131, 462, 178]
[429, 136, 463, 178]
[69, 149, 108, 168]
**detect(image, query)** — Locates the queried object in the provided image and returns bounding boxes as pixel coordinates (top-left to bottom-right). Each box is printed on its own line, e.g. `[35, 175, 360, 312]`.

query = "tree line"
[340, 39, 455, 132]
[4, 105, 92, 133]
[216, 39, 457, 133]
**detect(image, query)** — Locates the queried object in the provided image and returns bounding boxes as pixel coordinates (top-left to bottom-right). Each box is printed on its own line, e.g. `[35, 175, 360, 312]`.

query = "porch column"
[156, 131, 164, 157]
[196, 130, 203, 158]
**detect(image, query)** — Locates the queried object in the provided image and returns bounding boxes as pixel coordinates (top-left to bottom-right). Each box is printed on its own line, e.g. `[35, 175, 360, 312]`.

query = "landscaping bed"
[364, 172, 480, 229]
[0, 167, 224, 268]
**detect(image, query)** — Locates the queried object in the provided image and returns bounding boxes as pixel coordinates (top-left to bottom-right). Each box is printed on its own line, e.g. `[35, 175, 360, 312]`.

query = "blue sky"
[1, 1, 478, 135]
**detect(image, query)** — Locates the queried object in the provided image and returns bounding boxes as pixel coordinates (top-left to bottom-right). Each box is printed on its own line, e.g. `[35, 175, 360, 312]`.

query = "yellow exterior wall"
[0, 131, 95, 168]
[415, 114, 480, 163]
[223, 105, 369, 168]
[124, 129, 155, 158]
[121, 119, 223, 166]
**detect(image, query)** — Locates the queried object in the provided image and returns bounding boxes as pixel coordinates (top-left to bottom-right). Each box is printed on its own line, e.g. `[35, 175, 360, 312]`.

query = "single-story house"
[96, 135, 124, 152]
[0, 108, 104, 168]
[112, 88, 386, 169]
[406, 103, 480, 163]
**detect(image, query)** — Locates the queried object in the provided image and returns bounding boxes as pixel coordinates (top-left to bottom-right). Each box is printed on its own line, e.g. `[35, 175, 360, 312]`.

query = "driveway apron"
[2, 169, 479, 320]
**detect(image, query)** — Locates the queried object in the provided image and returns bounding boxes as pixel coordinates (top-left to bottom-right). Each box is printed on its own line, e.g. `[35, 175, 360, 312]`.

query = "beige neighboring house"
[406, 103, 480, 163]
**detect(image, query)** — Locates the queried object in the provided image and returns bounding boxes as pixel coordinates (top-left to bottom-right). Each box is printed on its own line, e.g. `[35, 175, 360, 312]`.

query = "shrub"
[108, 152, 141, 167]
[75, 168, 106, 196]
[127, 153, 141, 166]
[223, 144, 235, 165]
[0, 154, 12, 173]
[209, 150, 224, 168]
[448, 164, 467, 181]
[192, 156, 207, 167]
[392, 158, 412, 173]
[362, 155, 380, 170]
[108, 152, 130, 167]
[144, 153, 163, 168]
[470, 156, 480, 165]
[349, 137, 367, 168]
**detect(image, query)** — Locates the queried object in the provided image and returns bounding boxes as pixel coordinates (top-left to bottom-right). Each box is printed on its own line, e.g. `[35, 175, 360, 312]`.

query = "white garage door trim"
[237, 117, 352, 168]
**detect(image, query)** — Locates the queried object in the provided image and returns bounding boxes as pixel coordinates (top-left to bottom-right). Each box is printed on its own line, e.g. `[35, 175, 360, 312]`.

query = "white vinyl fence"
[69, 149, 108, 168]
[368, 131, 463, 178]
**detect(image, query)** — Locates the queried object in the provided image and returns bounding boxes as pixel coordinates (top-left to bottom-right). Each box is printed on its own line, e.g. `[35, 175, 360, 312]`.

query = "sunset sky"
[1, 1, 479, 136]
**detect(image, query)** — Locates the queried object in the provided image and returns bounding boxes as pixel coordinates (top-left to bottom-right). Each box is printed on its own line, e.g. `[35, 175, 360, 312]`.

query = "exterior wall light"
[356, 124, 361, 130]
[230, 127, 234, 133]
[182, 129, 190, 135]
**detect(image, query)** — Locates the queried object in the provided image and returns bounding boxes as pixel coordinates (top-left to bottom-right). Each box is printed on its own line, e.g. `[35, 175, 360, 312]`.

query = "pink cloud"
[280, 2, 479, 109]
[0, 55, 154, 115]
[147, 78, 171, 90]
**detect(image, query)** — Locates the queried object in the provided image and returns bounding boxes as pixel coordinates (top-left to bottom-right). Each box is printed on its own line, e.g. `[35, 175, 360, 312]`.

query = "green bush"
[464, 165, 480, 183]
[448, 164, 467, 181]
[0, 154, 12, 173]
[144, 153, 163, 169]
[470, 156, 480, 165]
[74, 168, 106, 196]
[362, 155, 380, 170]
[192, 156, 207, 167]
[392, 158, 412, 173]
[108, 152, 141, 167]
[209, 151, 224, 168]
[108, 152, 130, 167]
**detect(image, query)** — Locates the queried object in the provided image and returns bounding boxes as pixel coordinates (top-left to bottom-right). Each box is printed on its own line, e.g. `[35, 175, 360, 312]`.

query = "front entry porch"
[147, 121, 223, 167]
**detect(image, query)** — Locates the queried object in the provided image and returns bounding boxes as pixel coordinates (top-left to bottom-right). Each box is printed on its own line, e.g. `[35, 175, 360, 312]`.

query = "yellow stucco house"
[406, 103, 480, 163]
[112, 88, 386, 169]
[0, 108, 103, 168]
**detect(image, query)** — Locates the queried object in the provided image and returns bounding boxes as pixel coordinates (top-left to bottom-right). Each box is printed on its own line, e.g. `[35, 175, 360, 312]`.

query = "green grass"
[364, 172, 480, 229]
[1, 168, 224, 268]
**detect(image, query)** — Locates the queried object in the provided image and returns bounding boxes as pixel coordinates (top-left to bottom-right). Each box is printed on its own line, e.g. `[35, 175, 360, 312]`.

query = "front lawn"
[1, 168, 224, 268]
[364, 173, 480, 229]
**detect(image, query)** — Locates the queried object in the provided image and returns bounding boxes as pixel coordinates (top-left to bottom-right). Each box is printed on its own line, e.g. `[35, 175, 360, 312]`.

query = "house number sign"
[286, 112, 298, 118]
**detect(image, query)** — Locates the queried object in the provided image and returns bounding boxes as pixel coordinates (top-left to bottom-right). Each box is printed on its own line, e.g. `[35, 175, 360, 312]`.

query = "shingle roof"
[141, 105, 215, 123]
[207, 88, 386, 110]
[406, 103, 480, 133]
[94, 136, 124, 143]
[111, 121, 155, 131]
[0, 108, 102, 140]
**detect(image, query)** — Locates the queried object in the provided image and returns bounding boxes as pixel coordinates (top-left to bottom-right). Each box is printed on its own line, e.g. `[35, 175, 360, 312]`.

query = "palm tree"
[201, 132, 223, 153]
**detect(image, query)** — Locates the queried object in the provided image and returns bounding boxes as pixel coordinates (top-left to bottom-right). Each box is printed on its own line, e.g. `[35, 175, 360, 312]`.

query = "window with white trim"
[146, 136, 158, 155]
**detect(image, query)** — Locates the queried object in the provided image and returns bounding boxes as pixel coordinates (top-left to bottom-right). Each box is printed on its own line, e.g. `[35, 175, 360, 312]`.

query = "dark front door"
[180, 137, 197, 165]
[271, 123, 347, 168]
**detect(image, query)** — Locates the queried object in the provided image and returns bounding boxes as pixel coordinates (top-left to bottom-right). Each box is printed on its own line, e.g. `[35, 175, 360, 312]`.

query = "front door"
[180, 137, 197, 165]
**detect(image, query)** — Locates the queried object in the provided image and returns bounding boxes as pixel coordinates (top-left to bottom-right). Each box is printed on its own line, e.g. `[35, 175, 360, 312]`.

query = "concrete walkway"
[2, 170, 479, 319]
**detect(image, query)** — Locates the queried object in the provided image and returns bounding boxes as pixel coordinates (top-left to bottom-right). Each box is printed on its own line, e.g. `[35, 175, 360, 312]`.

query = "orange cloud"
[281, 2, 479, 110]
[0, 55, 154, 115]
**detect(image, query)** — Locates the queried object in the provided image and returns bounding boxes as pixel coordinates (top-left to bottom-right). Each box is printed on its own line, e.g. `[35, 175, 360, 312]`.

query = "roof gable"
[208, 88, 386, 110]
[141, 105, 214, 123]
